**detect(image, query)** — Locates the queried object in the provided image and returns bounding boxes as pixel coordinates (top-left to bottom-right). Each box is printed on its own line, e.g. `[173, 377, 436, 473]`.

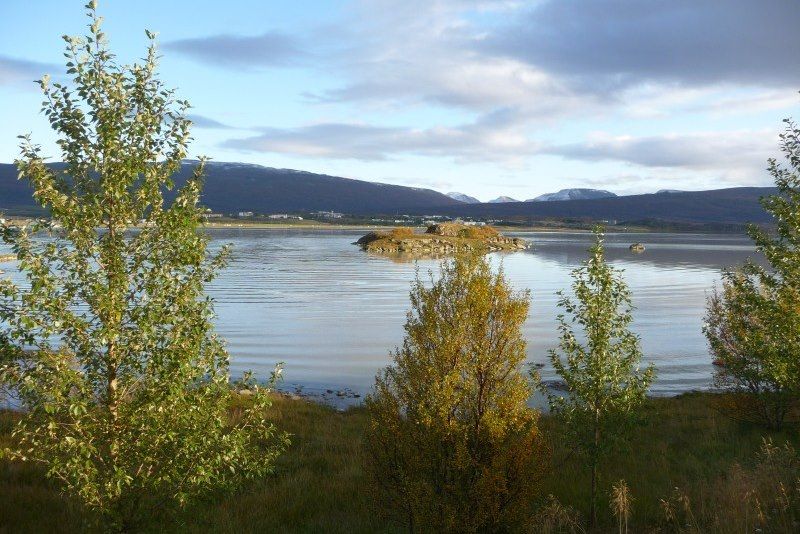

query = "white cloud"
[546, 130, 778, 184]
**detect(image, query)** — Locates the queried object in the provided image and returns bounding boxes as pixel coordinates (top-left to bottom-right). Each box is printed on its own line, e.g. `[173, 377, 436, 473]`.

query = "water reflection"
[0, 229, 759, 399]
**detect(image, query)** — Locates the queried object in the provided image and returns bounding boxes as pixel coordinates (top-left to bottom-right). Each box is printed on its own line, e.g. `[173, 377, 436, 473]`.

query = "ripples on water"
[1, 230, 759, 398]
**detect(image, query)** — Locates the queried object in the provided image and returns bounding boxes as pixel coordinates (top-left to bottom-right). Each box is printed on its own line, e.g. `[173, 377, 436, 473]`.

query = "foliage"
[705, 282, 797, 428]
[658, 439, 800, 534]
[539, 228, 654, 527]
[388, 227, 415, 239]
[459, 225, 499, 239]
[529, 495, 585, 534]
[424, 222, 499, 239]
[0, 3, 286, 529]
[3, 393, 800, 533]
[703, 118, 800, 430]
[610, 480, 632, 534]
[365, 254, 543, 532]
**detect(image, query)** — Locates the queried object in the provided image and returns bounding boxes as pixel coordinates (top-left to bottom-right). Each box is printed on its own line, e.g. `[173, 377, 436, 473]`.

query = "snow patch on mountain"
[528, 188, 617, 202]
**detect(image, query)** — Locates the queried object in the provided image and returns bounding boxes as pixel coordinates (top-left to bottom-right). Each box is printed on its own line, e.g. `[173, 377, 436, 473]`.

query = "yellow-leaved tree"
[365, 254, 543, 532]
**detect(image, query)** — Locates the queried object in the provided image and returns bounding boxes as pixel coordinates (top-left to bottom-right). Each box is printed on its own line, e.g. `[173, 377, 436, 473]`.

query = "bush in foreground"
[365, 254, 543, 532]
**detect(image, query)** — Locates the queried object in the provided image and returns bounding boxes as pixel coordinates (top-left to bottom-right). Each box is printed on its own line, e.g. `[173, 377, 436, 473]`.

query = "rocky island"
[355, 223, 528, 255]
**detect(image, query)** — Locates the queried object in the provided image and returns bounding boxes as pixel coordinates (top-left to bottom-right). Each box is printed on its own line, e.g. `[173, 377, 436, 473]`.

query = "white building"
[314, 210, 344, 219]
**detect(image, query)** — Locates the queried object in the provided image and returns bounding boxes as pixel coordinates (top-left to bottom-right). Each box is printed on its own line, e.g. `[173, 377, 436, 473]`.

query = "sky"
[1, 0, 799, 201]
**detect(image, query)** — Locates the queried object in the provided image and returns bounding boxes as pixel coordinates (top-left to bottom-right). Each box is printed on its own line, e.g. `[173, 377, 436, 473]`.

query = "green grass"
[540, 392, 800, 531]
[1, 392, 798, 533]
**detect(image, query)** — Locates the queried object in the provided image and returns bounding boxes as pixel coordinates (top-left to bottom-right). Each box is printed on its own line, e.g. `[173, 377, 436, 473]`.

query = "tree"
[0, 3, 286, 529]
[365, 254, 543, 532]
[703, 117, 800, 430]
[539, 229, 654, 528]
[704, 278, 796, 429]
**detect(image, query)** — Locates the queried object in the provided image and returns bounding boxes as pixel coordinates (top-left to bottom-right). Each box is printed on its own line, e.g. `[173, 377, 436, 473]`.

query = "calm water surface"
[202, 229, 755, 396]
[0, 229, 758, 399]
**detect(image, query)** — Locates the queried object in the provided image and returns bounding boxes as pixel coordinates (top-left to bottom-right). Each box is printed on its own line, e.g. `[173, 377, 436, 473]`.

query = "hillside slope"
[0, 162, 776, 225]
[0, 161, 460, 215]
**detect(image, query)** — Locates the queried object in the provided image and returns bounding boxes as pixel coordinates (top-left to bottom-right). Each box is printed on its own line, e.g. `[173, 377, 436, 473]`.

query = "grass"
[1, 392, 798, 533]
[540, 392, 800, 531]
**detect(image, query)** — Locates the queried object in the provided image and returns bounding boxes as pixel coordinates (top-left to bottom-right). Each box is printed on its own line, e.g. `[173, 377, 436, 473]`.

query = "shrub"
[703, 117, 800, 430]
[705, 279, 796, 428]
[388, 227, 415, 239]
[460, 226, 499, 239]
[365, 254, 543, 532]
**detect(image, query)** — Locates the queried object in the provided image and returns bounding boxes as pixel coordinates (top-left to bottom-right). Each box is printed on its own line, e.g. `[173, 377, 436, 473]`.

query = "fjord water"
[201, 229, 754, 397]
[0, 229, 757, 398]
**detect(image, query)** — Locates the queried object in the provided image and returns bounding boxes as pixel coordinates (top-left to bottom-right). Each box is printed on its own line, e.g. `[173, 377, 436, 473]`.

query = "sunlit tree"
[0, 3, 286, 529]
[365, 254, 543, 532]
[704, 117, 800, 430]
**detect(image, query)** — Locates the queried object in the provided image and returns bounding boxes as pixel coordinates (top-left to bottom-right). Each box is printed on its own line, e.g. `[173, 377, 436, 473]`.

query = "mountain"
[446, 192, 480, 204]
[404, 187, 776, 225]
[0, 161, 778, 225]
[489, 196, 520, 203]
[528, 188, 617, 202]
[0, 161, 461, 215]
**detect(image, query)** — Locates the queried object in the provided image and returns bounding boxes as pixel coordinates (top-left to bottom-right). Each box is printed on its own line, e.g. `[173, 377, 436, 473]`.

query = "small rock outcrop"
[629, 243, 645, 253]
[356, 224, 528, 256]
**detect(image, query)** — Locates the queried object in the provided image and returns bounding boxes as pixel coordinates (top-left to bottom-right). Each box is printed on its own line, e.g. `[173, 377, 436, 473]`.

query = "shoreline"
[199, 223, 723, 234]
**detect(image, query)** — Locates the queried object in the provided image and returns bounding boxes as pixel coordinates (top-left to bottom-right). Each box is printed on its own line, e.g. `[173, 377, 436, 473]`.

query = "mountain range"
[404, 187, 775, 225]
[446, 192, 480, 204]
[0, 161, 775, 225]
[528, 188, 617, 202]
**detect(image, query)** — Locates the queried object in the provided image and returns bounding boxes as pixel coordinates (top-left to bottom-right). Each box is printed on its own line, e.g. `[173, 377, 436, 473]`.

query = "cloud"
[222, 112, 536, 162]
[301, 0, 595, 118]
[163, 0, 797, 185]
[0, 55, 58, 88]
[164, 31, 305, 69]
[485, 0, 800, 90]
[546, 130, 778, 183]
[187, 114, 234, 129]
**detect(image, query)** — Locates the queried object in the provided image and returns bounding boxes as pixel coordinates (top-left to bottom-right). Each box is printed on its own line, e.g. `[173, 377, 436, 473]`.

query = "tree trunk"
[590, 413, 600, 529]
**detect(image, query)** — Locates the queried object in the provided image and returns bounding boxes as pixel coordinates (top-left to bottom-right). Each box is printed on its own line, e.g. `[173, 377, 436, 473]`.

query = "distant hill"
[0, 161, 461, 215]
[529, 188, 617, 202]
[405, 187, 776, 225]
[446, 192, 480, 204]
[0, 162, 777, 225]
[489, 196, 520, 203]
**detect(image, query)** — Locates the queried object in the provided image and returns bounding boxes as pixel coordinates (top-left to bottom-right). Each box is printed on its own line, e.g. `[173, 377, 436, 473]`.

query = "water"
[0, 229, 759, 399]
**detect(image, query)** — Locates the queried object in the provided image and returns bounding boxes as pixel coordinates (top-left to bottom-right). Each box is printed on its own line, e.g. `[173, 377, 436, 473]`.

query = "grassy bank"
[1, 392, 798, 533]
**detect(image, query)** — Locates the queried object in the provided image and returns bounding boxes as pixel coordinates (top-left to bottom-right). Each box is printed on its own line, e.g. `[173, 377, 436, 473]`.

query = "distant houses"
[203, 211, 305, 220]
[313, 210, 344, 219]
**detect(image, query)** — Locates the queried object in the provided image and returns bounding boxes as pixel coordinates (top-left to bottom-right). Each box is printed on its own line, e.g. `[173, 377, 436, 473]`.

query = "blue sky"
[1, 0, 798, 201]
